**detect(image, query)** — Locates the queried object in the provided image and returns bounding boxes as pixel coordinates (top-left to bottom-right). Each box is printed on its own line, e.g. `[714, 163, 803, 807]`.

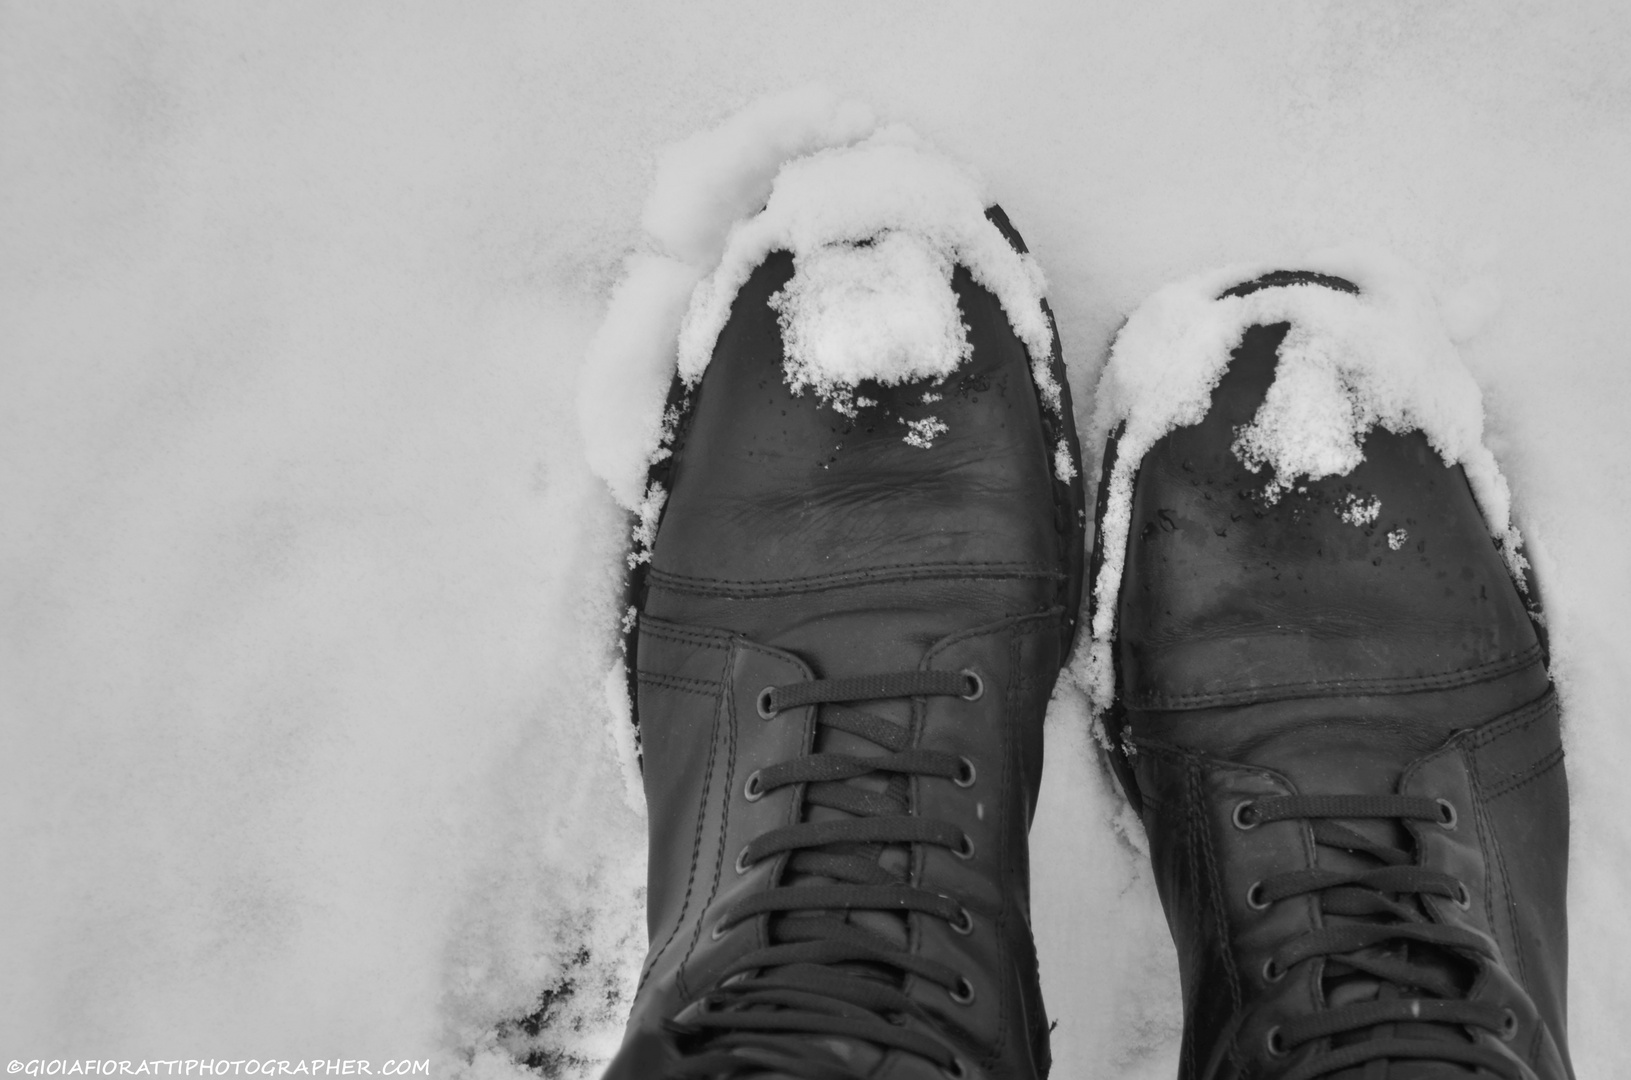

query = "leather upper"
[608, 208, 1083, 1080]
[1100, 303, 1572, 1080]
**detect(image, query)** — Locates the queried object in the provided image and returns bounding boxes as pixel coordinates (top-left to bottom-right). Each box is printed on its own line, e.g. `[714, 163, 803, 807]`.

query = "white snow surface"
[767, 229, 973, 411]
[1078, 250, 1527, 721]
[6, 5, 1631, 1079]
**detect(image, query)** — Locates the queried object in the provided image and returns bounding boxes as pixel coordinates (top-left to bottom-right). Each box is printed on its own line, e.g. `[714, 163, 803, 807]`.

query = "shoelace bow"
[665, 670, 984, 1080]
[1237, 794, 1524, 1080]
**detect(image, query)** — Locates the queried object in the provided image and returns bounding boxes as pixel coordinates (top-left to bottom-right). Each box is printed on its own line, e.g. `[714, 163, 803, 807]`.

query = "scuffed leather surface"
[1118, 323, 1541, 712]
[650, 250, 1067, 615]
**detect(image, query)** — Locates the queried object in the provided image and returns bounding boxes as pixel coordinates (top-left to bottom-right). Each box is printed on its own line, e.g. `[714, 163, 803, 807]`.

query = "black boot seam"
[1465, 743, 1532, 991]
[641, 644, 734, 992]
[636, 670, 719, 697]
[638, 617, 736, 650]
[676, 649, 741, 997]
[647, 561, 1063, 597]
[923, 606, 1063, 661]
[1466, 685, 1559, 748]
[1180, 759, 1203, 1080]
[1483, 749, 1565, 800]
[1191, 756, 1245, 1023]
[1130, 644, 1544, 709]
[981, 626, 1024, 1073]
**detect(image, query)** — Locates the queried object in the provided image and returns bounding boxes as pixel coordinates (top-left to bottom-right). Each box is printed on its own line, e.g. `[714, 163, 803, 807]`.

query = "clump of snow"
[1055, 440, 1080, 483]
[626, 480, 666, 568]
[1388, 526, 1410, 550]
[676, 124, 1053, 392]
[769, 231, 973, 412]
[1077, 248, 1528, 722]
[1229, 341, 1373, 500]
[1338, 492, 1382, 526]
[902, 415, 950, 449]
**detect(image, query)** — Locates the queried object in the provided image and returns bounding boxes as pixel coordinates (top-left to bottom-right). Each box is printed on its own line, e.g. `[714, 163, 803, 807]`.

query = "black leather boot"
[1093, 272, 1572, 1080]
[603, 208, 1085, 1080]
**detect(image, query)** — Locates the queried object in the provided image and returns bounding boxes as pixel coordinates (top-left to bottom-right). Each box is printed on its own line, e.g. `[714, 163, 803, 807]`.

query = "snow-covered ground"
[4, 3, 1629, 1077]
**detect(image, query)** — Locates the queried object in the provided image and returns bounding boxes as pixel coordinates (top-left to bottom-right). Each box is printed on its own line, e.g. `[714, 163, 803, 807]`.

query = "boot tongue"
[767, 605, 932, 957]
[783, 702, 913, 951]
[759, 635, 920, 1077]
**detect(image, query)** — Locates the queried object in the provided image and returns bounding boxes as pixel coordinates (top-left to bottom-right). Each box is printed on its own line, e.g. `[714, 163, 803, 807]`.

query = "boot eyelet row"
[1246, 881, 1271, 910]
[756, 687, 778, 719]
[954, 756, 977, 788]
[1233, 800, 1260, 830]
[954, 833, 976, 860]
[1264, 1026, 1288, 1058]
[744, 770, 766, 801]
[948, 976, 976, 1005]
[1436, 798, 1458, 830]
[949, 906, 975, 935]
[959, 669, 984, 701]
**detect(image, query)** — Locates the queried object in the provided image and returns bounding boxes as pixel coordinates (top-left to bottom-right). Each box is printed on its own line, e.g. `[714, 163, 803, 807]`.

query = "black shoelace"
[665, 670, 984, 1080]
[1236, 794, 1523, 1080]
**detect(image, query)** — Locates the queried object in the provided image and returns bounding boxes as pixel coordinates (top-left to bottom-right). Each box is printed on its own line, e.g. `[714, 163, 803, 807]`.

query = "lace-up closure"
[1239, 794, 1524, 1080]
[666, 669, 985, 1080]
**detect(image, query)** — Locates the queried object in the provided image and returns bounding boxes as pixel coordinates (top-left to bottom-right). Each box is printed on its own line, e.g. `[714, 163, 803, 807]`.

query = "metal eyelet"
[1436, 798, 1458, 830]
[1233, 800, 1260, 830]
[1453, 882, 1472, 910]
[954, 756, 977, 788]
[1246, 881, 1271, 911]
[948, 976, 976, 1005]
[1500, 1008, 1519, 1041]
[756, 687, 778, 720]
[743, 770, 765, 802]
[1265, 1026, 1288, 1058]
[959, 669, 984, 701]
[949, 906, 975, 935]
[1262, 957, 1285, 983]
[735, 847, 753, 875]
[940, 1058, 968, 1080]
[954, 833, 976, 860]
[709, 921, 729, 941]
